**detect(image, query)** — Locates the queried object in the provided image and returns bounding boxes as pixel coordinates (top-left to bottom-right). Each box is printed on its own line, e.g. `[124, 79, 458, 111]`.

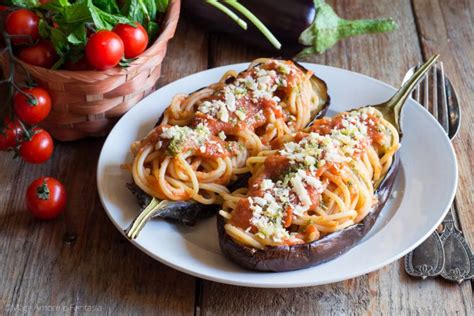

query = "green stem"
[338, 18, 397, 38]
[206, 0, 247, 30]
[224, 0, 281, 49]
[373, 54, 440, 135]
[125, 198, 164, 239]
[137, 0, 152, 27]
[0, 31, 35, 138]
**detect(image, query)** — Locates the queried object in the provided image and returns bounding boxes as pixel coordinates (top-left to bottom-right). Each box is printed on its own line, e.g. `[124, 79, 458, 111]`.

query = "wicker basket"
[0, 0, 180, 141]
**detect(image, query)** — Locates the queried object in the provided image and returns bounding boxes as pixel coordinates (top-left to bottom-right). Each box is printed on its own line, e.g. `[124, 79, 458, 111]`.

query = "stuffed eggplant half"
[217, 54, 440, 271]
[124, 58, 330, 238]
[218, 106, 400, 271]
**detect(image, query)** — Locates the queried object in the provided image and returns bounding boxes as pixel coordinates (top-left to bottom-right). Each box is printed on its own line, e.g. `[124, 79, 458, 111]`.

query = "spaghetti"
[129, 59, 328, 204]
[220, 107, 400, 249]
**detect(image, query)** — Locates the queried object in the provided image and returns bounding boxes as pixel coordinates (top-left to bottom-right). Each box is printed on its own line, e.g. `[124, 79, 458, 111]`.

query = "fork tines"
[412, 62, 449, 133]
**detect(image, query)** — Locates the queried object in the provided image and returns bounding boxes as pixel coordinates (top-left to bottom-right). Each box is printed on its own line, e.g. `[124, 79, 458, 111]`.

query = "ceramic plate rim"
[97, 62, 458, 288]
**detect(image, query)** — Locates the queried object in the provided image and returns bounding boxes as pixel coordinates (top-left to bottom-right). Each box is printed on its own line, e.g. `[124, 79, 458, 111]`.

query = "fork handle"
[439, 206, 474, 283]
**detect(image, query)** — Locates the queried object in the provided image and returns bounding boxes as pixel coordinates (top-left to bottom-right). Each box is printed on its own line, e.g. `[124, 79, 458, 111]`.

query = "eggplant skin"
[217, 154, 400, 272]
[127, 182, 219, 226]
[294, 61, 330, 122]
[182, 0, 315, 55]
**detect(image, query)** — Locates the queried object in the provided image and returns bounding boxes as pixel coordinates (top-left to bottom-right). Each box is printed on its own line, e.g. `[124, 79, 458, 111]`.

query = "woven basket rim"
[7, 0, 181, 77]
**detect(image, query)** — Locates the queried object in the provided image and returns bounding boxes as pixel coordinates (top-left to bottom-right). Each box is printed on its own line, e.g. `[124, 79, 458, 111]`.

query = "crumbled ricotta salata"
[281, 108, 384, 163]
[196, 60, 300, 124]
[247, 109, 385, 242]
[248, 166, 327, 242]
[160, 123, 211, 155]
[218, 131, 227, 140]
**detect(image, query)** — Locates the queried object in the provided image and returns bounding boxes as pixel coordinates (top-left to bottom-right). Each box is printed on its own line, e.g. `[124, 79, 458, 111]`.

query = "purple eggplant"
[182, 0, 397, 56]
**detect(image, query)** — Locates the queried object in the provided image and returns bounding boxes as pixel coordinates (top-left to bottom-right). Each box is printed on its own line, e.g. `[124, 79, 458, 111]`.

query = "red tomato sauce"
[230, 198, 254, 230]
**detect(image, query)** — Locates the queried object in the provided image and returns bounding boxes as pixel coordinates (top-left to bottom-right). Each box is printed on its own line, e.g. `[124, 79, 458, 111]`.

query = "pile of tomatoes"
[1, 86, 54, 164]
[0, 3, 154, 221]
[2, 6, 149, 70]
[1, 85, 66, 220]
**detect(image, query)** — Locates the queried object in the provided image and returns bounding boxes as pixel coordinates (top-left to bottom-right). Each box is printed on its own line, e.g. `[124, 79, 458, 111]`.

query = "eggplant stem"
[125, 198, 166, 239]
[372, 54, 440, 135]
[223, 0, 281, 49]
[206, 0, 248, 30]
[338, 18, 397, 38]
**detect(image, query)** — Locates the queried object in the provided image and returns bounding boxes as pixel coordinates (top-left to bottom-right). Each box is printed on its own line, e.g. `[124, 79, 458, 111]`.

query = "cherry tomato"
[26, 177, 66, 220]
[0, 118, 23, 150]
[85, 30, 124, 70]
[0, 6, 9, 46]
[5, 9, 39, 45]
[14, 87, 52, 125]
[18, 40, 58, 68]
[113, 23, 149, 58]
[19, 128, 54, 164]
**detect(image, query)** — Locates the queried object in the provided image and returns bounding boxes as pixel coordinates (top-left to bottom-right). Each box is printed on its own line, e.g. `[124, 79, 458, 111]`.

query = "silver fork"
[403, 62, 473, 283]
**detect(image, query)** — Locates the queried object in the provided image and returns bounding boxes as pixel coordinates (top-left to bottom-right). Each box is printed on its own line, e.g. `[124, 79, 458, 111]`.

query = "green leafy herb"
[11, 0, 40, 9]
[41, 0, 71, 13]
[10, 0, 169, 69]
[38, 19, 51, 38]
[121, 0, 162, 38]
[93, 0, 120, 14]
[66, 24, 87, 45]
[156, 0, 169, 13]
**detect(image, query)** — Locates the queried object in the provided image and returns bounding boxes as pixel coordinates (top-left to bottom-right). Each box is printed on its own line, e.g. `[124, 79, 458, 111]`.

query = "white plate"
[97, 63, 457, 288]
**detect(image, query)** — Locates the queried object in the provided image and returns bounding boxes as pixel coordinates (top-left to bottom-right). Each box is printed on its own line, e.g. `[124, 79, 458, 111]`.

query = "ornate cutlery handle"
[439, 205, 474, 283]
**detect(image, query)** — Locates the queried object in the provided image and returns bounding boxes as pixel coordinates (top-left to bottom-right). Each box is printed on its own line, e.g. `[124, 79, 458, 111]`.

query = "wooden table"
[1, 1, 472, 314]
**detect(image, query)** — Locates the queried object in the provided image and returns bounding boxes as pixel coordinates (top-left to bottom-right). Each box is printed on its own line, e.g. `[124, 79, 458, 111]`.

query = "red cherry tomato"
[0, 6, 9, 46]
[14, 87, 52, 125]
[0, 118, 23, 150]
[19, 128, 54, 164]
[85, 30, 124, 70]
[26, 177, 66, 220]
[5, 9, 39, 45]
[18, 40, 58, 68]
[113, 23, 149, 58]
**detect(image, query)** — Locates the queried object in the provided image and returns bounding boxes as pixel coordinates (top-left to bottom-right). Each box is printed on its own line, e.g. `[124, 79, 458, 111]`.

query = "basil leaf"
[11, 0, 40, 9]
[38, 19, 51, 38]
[143, 0, 157, 20]
[121, 0, 144, 24]
[88, 0, 133, 30]
[156, 0, 168, 13]
[50, 28, 68, 53]
[146, 21, 159, 40]
[40, 0, 70, 13]
[92, 0, 120, 14]
[67, 24, 87, 45]
[63, 1, 91, 24]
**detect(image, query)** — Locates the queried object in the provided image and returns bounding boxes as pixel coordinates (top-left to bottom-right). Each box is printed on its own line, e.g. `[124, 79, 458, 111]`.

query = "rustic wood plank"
[200, 0, 472, 315]
[412, 0, 474, 248]
[158, 20, 209, 86]
[0, 20, 208, 315]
